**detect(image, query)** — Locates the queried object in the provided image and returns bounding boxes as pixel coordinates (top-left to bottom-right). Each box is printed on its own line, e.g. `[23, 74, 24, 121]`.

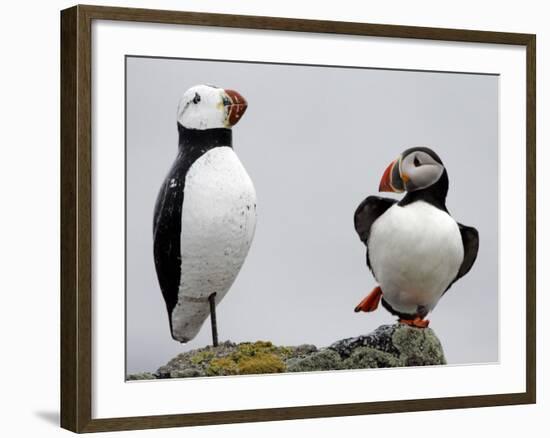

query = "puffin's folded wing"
[153, 174, 186, 335]
[456, 223, 479, 280]
[153, 179, 168, 235]
[354, 196, 397, 243]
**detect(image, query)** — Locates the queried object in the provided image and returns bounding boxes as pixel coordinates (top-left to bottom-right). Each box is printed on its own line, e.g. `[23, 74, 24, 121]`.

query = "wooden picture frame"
[60, 4, 536, 433]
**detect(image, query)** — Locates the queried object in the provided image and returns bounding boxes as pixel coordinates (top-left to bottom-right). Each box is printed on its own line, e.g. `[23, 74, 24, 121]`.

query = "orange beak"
[379, 159, 399, 192]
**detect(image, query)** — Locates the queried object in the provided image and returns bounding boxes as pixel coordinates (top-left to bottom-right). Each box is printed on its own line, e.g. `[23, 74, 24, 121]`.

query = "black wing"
[445, 223, 479, 292]
[153, 156, 187, 336]
[354, 196, 397, 243]
[354, 196, 397, 275]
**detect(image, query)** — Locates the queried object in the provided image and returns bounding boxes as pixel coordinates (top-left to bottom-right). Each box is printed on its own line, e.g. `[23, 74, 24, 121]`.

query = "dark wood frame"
[60, 4, 536, 433]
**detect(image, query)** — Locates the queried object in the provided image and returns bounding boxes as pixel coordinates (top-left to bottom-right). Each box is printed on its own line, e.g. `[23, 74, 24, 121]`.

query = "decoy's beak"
[223, 89, 248, 126]
[379, 158, 405, 193]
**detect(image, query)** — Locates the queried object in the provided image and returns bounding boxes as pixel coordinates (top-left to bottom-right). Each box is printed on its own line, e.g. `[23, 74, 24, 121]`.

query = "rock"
[291, 344, 318, 357]
[126, 372, 156, 381]
[155, 340, 237, 378]
[129, 324, 446, 379]
[286, 349, 342, 372]
[330, 324, 446, 366]
[169, 369, 203, 378]
[341, 347, 401, 369]
[391, 324, 447, 366]
[155, 340, 293, 378]
[330, 324, 401, 358]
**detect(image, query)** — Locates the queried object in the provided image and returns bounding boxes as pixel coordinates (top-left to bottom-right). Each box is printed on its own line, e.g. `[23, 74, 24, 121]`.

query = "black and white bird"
[153, 84, 256, 343]
[353, 147, 479, 328]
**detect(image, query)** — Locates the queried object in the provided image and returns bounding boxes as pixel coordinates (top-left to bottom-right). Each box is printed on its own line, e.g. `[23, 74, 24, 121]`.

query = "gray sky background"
[126, 56, 498, 374]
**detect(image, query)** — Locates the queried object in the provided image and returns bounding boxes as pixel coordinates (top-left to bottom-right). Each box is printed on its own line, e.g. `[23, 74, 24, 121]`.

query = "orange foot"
[398, 317, 430, 328]
[354, 286, 383, 313]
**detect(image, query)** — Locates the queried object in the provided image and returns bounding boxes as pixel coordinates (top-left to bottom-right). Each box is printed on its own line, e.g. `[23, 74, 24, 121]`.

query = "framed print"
[60, 4, 536, 433]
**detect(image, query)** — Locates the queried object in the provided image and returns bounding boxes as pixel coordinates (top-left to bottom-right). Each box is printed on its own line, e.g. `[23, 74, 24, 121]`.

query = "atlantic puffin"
[153, 84, 256, 343]
[353, 147, 479, 328]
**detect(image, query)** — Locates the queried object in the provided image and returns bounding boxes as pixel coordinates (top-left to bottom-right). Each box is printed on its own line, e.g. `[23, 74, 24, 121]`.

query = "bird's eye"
[413, 156, 421, 167]
[192, 93, 201, 104]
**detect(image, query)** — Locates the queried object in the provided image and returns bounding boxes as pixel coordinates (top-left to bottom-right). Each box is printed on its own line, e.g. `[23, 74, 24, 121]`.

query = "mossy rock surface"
[286, 349, 342, 372]
[127, 324, 446, 380]
[341, 346, 402, 369]
[392, 325, 446, 366]
[152, 341, 311, 378]
[126, 372, 157, 381]
[284, 324, 445, 372]
[330, 324, 446, 367]
[206, 341, 287, 376]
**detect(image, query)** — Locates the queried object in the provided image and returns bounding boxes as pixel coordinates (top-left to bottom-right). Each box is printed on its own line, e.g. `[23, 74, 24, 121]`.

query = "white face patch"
[177, 84, 227, 129]
[400, 151, 444, 191]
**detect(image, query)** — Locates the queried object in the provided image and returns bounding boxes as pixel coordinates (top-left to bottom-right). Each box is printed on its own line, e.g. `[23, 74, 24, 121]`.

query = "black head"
[378, 147, 449, 209]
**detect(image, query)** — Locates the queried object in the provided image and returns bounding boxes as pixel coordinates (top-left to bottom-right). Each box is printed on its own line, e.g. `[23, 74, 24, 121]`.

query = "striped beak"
[223, 89, 248, 126]
[379, 157, 405, 193]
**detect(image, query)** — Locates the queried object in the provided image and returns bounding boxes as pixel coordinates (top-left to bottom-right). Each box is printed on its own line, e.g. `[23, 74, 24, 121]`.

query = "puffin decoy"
[153, 84, 256, 343]
[353, 147, 479, 328]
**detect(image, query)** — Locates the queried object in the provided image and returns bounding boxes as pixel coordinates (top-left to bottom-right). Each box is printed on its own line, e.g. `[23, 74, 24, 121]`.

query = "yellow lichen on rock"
[207, 357, 239, 376]
[237, 352, 286, 374]
[206, 341, 287, 375]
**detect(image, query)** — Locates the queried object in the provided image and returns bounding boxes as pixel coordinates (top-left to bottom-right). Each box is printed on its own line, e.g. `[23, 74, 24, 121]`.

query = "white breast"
[368, 201, 463, 315]
[171, 146, 257, 341]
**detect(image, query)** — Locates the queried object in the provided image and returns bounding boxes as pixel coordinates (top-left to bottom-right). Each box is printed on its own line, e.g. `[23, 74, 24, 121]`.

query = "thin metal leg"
[209, 293, 219, 347]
